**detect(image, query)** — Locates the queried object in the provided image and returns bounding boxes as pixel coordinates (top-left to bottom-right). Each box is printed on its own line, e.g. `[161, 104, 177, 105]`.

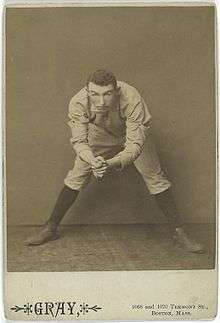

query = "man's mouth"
[93, 106, 109, 112]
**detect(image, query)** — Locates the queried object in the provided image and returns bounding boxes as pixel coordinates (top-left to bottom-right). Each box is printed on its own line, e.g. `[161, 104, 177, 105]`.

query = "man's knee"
[64, 156, 92, 190]
[141, 170, 172, 195]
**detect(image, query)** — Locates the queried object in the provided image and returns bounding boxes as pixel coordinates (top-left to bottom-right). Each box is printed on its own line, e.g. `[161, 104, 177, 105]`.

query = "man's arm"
[68, 99, 103, 167]
[107, 98, 151, 170]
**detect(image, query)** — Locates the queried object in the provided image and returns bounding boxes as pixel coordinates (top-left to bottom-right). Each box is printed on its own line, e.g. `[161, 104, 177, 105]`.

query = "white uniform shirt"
[68, 81, 151, 168]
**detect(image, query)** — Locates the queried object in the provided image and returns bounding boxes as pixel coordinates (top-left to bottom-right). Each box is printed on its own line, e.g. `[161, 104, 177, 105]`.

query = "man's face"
[87, 82, 118, 112]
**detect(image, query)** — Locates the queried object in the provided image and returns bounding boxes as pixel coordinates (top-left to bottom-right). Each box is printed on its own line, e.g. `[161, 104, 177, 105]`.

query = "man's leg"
[154, 188, 204, 253]
[134, 134, 204, 253]
[154, 187, 181, 230]
[25, 156, 92, 246]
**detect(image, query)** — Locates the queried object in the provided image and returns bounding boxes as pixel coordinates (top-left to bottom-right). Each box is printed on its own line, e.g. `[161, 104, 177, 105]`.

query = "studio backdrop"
[5, 6, 215, 225]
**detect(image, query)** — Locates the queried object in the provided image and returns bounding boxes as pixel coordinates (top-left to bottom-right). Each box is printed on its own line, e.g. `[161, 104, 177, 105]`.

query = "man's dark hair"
[86, 69, 117, 89]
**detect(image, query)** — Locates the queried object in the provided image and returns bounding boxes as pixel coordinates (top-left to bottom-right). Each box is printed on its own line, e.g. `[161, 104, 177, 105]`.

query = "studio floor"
[7, 224, 215, 272]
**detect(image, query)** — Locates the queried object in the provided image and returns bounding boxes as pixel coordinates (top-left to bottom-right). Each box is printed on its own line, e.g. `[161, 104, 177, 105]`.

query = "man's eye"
[91, 93, 98, 96]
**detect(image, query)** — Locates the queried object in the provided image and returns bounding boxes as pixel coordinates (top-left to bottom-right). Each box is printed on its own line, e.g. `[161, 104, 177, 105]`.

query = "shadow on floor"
[7, 223, 215, 272]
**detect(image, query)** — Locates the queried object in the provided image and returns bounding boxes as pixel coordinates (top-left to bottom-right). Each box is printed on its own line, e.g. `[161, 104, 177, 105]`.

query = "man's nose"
[98, 95, 105, 106]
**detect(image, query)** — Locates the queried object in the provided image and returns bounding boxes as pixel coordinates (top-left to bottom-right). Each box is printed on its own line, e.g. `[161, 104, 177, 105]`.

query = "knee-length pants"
[64, 134, 171, 195]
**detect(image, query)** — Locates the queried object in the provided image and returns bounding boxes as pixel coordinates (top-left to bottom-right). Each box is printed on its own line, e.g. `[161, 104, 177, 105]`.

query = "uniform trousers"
[64, 133, 171, 195]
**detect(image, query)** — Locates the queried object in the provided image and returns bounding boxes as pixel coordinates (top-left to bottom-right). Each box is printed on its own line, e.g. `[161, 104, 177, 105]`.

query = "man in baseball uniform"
[25, 69, 203, 253]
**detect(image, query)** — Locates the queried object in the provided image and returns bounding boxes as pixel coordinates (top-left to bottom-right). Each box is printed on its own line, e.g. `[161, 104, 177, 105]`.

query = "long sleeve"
[114, 97, 151, 169]
[68, 98, 93, 156]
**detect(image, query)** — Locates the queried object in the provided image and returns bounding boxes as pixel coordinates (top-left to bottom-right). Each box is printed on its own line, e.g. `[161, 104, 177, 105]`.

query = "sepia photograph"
[3, 1, 217, 320]
[5, 3, 216, 272]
